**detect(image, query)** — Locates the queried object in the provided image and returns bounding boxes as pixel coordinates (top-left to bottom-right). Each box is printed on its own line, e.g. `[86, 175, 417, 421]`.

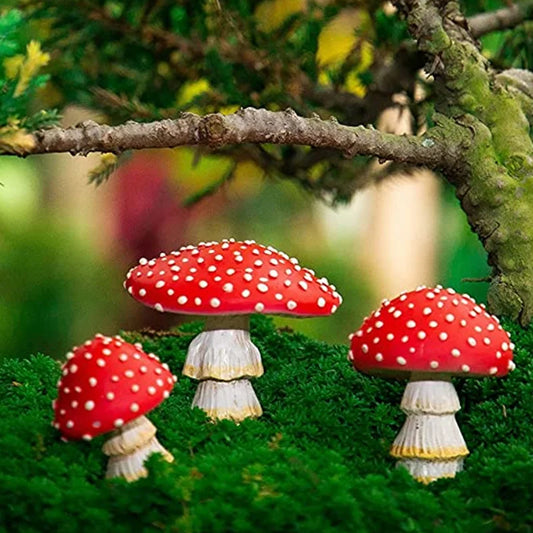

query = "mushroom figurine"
[349, 286, 515, 483]
[124, 239, 342, 422]
[53, 334, 177, 482]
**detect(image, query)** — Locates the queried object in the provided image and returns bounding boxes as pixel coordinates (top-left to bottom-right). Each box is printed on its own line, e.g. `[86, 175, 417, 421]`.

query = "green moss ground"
[1, 316, 533, 532]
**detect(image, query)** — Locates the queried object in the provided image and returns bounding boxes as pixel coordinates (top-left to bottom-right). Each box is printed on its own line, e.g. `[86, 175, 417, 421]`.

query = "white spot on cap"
[393, 310, 402, 318]
[467, 337, 477, 347]
[317, 297, 326, 308]
[362, 344, 369, 354]
[275, 293, 283, 301]
[139, 288, 147, 297]
[451, 348, 461, 357]
[255, 303, 265, 312]
[210, 298, 221, 308]
[401, 336, 408, 343]
[386, 333, 394, 341]
[125, 370, 134, 378]
[195, 297, 202, 305]
[66, 421, 74, 429]
[96, 359, 106, 367]
[177, 296, 188, 305]
[89, 377, 97, 387]
[155, 280, 165, 289]
[375, 353, 383, 362]
[439, 332, 448, 341]
[242, 289, 250, 298]
[423, 307, 432, 315]
[254, 260, 263, 267]
[223, 283, 233, 293]
[148, 386, 157, 395]
[406, 320, 416, 328]
[155, 303, 164, 312]
[257, 283, 269, 293]
[430, 361, 439, 369]
[489, 367, 498, 375]
[502, 342, 509, 351]
[85, 401, 95, 411]
[509, 360, 516, 371]
[114, 419, 124, 428]
[226, 268, 235, 275]
[396, 357, 407, 365]
[131, 384, 140, 393]
[139, 258, 148, 265]
[287, 300, 297, 310]
[461, 364, 470, 373]
[298, 281, 308, 291]
[445, 314, 455, 323]
[199, 280, 208, 289]
[417, 331, 427, 340]
[429, 321, 438, 328]
[130, 403, 140, 412]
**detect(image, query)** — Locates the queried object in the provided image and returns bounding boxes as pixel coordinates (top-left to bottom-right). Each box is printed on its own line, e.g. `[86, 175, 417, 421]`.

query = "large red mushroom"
[53, 334, 177, 481]
[349, 286, 515, 483]
[124, 239, 342, 422]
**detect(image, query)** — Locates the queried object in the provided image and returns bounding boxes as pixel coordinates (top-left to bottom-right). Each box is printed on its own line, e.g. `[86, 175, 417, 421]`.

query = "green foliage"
[0, 9, 58, 136]
[1, 316, 533, 531]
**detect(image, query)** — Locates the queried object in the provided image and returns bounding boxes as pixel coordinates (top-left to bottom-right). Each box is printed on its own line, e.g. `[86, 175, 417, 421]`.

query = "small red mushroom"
[349, 286, 515, 483]
[53, 334, 177, 481]
[124, 239, 342, 422]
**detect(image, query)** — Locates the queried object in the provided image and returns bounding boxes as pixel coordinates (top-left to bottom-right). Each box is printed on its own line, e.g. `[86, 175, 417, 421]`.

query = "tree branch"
[469, 2, 533, 38]
[2, 109, 457, 170]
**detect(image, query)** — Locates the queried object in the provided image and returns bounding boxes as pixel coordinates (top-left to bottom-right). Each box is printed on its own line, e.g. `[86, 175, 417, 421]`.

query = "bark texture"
[3, 109, 458, 172]
[395, 0, 533, 324]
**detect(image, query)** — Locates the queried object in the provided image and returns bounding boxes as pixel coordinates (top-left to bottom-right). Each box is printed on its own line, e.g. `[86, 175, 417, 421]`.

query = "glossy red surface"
[124, 239, 342, 317]
[53, 335, 175, 440]
[349, 286, 514, 378]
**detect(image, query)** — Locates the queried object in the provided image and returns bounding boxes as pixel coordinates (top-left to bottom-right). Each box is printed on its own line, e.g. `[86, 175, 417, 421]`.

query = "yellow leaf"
[255, 0, 306, 32]
[13, 41, 50, 97]
[344, 71, 367, 98]
[0, 127, 36, 155]
[177, 79, 212, 107]
[316, 8, 372, 67]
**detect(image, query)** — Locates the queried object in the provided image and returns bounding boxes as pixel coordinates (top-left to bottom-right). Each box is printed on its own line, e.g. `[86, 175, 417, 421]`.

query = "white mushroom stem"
[192, 379, 263, 422]
[102, 415, 173, 482]
[390, 373, 469, 484]
[183, 315, 264, 421]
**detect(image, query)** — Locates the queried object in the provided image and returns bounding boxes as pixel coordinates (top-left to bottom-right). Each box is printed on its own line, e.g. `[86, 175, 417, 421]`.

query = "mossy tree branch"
[393, 0, 533, 325]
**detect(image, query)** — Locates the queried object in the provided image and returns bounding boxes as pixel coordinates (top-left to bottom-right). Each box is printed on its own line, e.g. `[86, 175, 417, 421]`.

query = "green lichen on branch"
[395, 0, 533, 324]
[1, 316, 533, 532]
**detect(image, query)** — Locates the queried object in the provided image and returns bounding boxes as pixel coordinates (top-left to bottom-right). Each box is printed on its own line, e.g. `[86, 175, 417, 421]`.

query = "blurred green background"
[3, 0, 517, 360]
[0, 145, 489, 360]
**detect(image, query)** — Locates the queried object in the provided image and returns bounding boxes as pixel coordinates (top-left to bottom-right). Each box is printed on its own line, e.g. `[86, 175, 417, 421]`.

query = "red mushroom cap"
[349, 286, 515, 378]
[124, 239, 342, 317]
[53, 334, 176, 441]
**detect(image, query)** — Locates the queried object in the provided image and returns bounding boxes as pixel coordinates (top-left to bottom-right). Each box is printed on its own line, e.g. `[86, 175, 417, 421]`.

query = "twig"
[3, 108, 458, 171]
[469, 2, 533, 38]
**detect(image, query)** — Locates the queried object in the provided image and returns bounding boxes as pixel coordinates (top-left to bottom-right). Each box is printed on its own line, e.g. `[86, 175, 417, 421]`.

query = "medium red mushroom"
[124, 239, 342, 422]
[53, 334, 177, 481]
[349, 286, 515, 483]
